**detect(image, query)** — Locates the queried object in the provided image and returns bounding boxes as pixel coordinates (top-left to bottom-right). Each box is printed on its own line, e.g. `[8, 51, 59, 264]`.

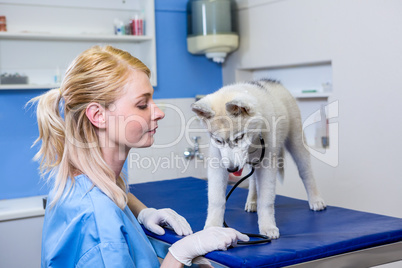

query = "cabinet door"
[0, 216, 44, 268]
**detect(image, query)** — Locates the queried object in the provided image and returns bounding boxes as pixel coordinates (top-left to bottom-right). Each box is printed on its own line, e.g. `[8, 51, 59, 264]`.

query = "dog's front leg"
[204, 146, 229, 229]
[255, 165, 280, 239]
[245, 172, 257, 212]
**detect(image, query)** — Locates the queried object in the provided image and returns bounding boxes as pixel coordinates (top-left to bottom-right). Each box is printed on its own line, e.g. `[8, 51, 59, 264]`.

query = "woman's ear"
[86, 102, 106, 128]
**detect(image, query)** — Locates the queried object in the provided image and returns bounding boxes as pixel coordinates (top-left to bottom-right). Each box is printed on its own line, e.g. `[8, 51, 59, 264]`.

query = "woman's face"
[105, 70, 165, 150]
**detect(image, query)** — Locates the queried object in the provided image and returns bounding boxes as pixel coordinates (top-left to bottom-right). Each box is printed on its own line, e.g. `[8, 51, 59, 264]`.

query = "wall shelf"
[0, 0, 157, 86]
[0, 32, 152, 43]
[0, 84, 60, 90]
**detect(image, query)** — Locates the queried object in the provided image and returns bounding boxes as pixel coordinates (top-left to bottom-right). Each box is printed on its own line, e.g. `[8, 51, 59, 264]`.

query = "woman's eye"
[138, 104, 148, 110]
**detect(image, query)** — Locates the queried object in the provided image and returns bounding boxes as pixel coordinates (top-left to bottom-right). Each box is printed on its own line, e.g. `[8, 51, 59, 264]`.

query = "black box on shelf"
[0, 74, 29, 84]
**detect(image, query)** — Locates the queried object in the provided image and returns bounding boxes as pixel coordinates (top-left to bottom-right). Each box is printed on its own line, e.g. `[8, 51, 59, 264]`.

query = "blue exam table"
[130, 177, 402, 267]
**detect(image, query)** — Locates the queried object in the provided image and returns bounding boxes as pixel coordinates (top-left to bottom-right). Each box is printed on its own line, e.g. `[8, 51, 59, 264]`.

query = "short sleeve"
[76, 243, 135, 268]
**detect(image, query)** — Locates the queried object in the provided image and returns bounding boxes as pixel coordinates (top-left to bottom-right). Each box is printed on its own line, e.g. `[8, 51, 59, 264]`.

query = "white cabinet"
[0, 0, 157, 89]
[0, 216, 44, 268]
[0, 195, 46, 268]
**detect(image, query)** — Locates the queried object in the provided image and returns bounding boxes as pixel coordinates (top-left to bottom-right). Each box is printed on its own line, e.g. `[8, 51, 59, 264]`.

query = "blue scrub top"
[41, 175, 160, 267]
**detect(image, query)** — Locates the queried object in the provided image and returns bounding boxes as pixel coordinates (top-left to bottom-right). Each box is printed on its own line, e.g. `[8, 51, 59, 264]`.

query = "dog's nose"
[227, 166, 239, 173]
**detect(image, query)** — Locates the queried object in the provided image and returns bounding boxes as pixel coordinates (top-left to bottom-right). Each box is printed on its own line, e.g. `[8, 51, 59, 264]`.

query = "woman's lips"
[148, 127, 158, 134]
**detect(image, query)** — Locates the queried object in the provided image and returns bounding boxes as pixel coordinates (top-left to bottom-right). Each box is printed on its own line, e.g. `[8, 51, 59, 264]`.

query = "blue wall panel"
[0, 90, 50, 199]
[155, 0, 187, 12]
[153, 1, 223, 99]
[0, 0, 223, 199]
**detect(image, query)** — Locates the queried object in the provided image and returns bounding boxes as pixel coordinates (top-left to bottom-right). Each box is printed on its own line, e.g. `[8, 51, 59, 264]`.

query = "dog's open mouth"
[233, 168, 243, 177]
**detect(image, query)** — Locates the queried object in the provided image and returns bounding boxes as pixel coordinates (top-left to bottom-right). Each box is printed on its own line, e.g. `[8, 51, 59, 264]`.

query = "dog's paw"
[309, 196, 327, 211]
[259, 225, 280, 239]
[245, 201, 257, 212]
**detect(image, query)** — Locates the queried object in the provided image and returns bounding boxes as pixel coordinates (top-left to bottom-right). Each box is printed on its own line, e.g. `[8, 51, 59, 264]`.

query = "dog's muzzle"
[227, 166, 244, 176]
[227, 166, 239, 173]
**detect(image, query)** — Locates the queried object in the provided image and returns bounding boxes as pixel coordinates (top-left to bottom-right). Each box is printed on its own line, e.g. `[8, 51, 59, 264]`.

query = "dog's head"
[192, 84, 265, 174]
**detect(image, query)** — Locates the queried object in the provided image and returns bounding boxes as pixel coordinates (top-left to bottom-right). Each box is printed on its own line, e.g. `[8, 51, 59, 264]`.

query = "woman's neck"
[101, 145, 129, 181]
[97, 129, 129, 181]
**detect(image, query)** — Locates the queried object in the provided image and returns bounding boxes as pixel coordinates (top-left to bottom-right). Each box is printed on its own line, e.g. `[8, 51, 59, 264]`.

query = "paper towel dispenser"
[187, 0, 239, 63]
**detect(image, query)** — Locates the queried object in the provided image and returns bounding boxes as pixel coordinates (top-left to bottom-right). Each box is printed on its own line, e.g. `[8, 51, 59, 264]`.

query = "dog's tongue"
[233, 168, 243, 177]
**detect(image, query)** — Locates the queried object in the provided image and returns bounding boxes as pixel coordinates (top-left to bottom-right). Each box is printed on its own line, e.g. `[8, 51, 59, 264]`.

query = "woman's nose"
[151, 102, 165, 121]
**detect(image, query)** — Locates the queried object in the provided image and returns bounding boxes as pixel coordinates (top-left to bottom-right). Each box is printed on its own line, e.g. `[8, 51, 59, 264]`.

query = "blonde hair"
[28, 46, 150, 209]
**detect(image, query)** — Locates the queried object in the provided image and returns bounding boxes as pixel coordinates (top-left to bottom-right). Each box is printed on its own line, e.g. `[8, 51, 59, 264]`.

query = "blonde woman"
[29, 46, 248, 268]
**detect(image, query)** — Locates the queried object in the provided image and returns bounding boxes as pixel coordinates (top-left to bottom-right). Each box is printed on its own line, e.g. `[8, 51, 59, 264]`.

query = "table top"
[130, 177, 402, 268]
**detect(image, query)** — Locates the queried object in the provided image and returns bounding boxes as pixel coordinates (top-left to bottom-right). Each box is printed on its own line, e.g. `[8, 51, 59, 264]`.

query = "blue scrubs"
[41, 175, 160, 267]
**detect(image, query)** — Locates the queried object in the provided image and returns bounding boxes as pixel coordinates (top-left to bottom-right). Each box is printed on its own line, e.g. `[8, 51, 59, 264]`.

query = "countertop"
[0, 195, 46, 221]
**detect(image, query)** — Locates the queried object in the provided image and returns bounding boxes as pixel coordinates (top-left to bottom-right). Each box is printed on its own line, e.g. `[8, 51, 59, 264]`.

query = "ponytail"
[27, 88, 65, 177]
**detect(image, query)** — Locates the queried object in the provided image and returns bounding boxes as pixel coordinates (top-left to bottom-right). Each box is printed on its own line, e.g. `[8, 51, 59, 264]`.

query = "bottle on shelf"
[0, 16, 6, 32]
[54, 66, 61, 84]
[131, 11, 145, 36]
[114, 18, 125, 35]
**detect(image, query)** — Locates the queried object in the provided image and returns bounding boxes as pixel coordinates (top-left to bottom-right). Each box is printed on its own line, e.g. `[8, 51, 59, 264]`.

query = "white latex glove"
[169, 227, 249, 266]
[137, 208, 193, 236]
[192, 257, 213, 268]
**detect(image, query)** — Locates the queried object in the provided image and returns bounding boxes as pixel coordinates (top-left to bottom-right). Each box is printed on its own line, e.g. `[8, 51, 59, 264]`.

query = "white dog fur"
[191, 79, 326, 239]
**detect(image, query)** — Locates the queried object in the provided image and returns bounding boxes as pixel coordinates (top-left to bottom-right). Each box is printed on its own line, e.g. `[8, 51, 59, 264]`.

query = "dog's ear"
[226, 99, 255, 117]
[191, 99, 215, 119]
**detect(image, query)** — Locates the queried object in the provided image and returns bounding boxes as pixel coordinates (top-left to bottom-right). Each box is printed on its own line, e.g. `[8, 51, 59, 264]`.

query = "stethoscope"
[223, 133, 272, 245]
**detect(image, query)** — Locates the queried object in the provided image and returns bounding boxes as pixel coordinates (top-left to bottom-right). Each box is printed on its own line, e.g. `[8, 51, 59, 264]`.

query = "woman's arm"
[129, 192, 193, 236]
[126, 194, 184, 266]
[127, 192, 147, 217]
[160, 252, 184, 268]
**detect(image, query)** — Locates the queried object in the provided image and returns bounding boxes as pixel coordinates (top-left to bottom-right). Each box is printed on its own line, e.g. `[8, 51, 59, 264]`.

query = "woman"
[30, 46, 248, 267]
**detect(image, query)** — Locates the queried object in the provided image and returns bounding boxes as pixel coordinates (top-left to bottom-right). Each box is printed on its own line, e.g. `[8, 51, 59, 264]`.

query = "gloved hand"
[137, 208, 193, 236]
[169, 227, 249, 266]
[193, 257, 213, 268]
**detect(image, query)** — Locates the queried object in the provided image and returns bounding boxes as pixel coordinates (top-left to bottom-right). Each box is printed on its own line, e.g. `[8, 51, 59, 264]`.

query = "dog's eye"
[214, 138, 223, 145]
[234, 134, 245, 143]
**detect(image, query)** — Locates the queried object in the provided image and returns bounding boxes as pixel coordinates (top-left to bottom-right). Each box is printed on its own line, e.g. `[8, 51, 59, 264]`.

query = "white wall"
[223, 0, 402, 218]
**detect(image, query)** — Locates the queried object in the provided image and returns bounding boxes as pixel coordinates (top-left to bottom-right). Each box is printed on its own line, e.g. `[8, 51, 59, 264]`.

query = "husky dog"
[191, 79, 326, 239]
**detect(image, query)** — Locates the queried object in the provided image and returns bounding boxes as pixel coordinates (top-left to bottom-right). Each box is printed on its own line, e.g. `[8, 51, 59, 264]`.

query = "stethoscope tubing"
[223, 134, 271, 245]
